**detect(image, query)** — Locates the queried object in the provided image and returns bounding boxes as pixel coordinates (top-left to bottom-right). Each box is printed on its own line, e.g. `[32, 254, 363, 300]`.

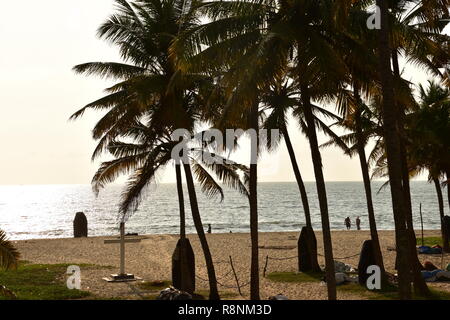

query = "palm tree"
[342, 0, 450, 298]
[173, 0, 275, 299]
[89, 122, 249, 300]
[387, 0, 450, 296]
[176, 0, 353, 300]
[276, 0, 353, 300]
[0, 230, 20, 298]
[376, 0, 412, 300]
[321, 93, 386, 275]
[371, 79, 450, 293]
[173, 158, 193, 293]
[70, 0, 248, 300]
[408, 81, 450, 252]
[326, 2, 389, 276]
[261, 75, 343, 272]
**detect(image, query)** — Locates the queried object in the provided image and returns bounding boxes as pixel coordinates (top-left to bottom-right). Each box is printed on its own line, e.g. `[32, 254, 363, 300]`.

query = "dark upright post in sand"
[73, 212, 88, 238]
[298, 226, 321, 272]
[172, 238, 195, 293]
[358, 240, 377, 285]
[420, 203, 424, 247]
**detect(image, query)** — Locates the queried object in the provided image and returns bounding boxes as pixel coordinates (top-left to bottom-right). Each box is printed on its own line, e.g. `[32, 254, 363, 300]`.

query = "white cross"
[103, 222, 141, 281]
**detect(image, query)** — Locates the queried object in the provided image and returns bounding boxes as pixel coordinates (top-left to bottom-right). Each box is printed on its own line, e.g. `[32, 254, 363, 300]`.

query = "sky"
[0, 0, 440, 185]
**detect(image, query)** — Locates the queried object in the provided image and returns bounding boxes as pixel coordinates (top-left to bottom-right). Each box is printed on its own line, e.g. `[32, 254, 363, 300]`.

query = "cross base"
[103, 273, 142, 283]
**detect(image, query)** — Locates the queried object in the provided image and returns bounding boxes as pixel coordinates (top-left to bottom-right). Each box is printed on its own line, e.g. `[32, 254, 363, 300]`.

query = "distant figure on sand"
[356, 217, 361, 230]
[207, 224, 212, 234]
[345, 217, 351, 230]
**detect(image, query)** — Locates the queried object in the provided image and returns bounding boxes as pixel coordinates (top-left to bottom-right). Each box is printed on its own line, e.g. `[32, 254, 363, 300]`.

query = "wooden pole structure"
[229, 256, 242, 297]
[120, 222, 125, 276]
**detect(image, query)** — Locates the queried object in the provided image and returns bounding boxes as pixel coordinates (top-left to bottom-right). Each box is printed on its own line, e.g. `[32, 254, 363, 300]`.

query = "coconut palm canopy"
[70, 0, 450, 301]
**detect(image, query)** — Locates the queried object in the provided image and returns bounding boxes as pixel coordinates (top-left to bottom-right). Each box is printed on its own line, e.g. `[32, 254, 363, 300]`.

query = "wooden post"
[263, 255, 269, 278]
[420, 203, 424, 247]
[229, 256, 242, 297]
[120, 222, 125, 276]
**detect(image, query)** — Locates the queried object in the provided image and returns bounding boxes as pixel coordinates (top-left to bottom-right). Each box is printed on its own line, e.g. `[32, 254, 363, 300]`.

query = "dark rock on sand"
[157, 287, 193, 300]
[358, 240, 377, 285]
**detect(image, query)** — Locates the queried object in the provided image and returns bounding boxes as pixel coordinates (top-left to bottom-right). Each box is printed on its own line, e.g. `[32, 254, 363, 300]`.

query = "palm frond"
[0, 230, 20, 270]
[191, 160, 225, 201]
[193, 150, 250, 198]
[72, 62, 146, 80]
[119, 148, 172, 219]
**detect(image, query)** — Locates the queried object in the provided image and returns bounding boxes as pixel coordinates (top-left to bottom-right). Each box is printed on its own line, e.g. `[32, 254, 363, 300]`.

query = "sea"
[0, 182, 446, 240]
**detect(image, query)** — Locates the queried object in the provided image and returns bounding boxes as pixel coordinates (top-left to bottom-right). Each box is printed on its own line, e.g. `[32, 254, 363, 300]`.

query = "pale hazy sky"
[0, 1, 438, 185]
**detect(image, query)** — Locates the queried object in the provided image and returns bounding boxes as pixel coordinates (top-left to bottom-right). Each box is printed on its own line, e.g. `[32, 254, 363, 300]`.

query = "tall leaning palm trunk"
[173, 163, 195, 293]
[376, 0, 412, 299]
[401, 151, 430, 295]
[300, 84, 336, 300]
[182, 162, 220, 300]
[282, 126, 320, 272]
[355, 132, 383, 267]
[391, 50, 430, 296]
[176, 164, 186, 239]
[282, 127, 312, 228]
[353, 88, 385, 274]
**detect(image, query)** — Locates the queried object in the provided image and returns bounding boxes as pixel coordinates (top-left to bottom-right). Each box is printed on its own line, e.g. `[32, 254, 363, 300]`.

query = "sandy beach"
[12, 230, 450, 300]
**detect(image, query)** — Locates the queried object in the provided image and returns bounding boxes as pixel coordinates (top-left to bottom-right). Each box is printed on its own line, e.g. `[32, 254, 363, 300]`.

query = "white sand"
[14, 230, 450, 300]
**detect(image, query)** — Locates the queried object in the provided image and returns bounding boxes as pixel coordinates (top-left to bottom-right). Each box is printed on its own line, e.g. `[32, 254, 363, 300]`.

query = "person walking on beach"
[345, 217, 351, 230]
[356, 217, 361, 231]
[207, 224, 212, 234]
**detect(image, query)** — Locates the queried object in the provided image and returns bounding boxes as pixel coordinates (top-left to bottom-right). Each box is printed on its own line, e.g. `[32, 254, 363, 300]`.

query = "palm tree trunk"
[434, 178, 450, 253]
[282, 127, 312, 227]
[353, 86, 385, 274]
[401, 147, 430, 295]
[249, 101, 260, 300]
[376, 0, 411, 299]
[300, 84, 336, 300]
[355, 128, 385, 272]
[174, 163, 196, 293]
[447, 170, 450, 210]
[391, 51, 430, 296]
[176, 164, 186, 239]
[183, 162, 220, 300]
[282, 126, 320, 272]
[357, 144, 385, 273]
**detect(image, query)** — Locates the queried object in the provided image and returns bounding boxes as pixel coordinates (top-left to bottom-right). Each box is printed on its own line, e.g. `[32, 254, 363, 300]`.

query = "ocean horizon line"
[0, 181, 442, 240]
[0, 180, 430, 187]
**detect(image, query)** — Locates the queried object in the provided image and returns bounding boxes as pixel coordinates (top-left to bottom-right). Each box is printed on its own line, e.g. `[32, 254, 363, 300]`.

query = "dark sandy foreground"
[14, 230, 450, 300]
